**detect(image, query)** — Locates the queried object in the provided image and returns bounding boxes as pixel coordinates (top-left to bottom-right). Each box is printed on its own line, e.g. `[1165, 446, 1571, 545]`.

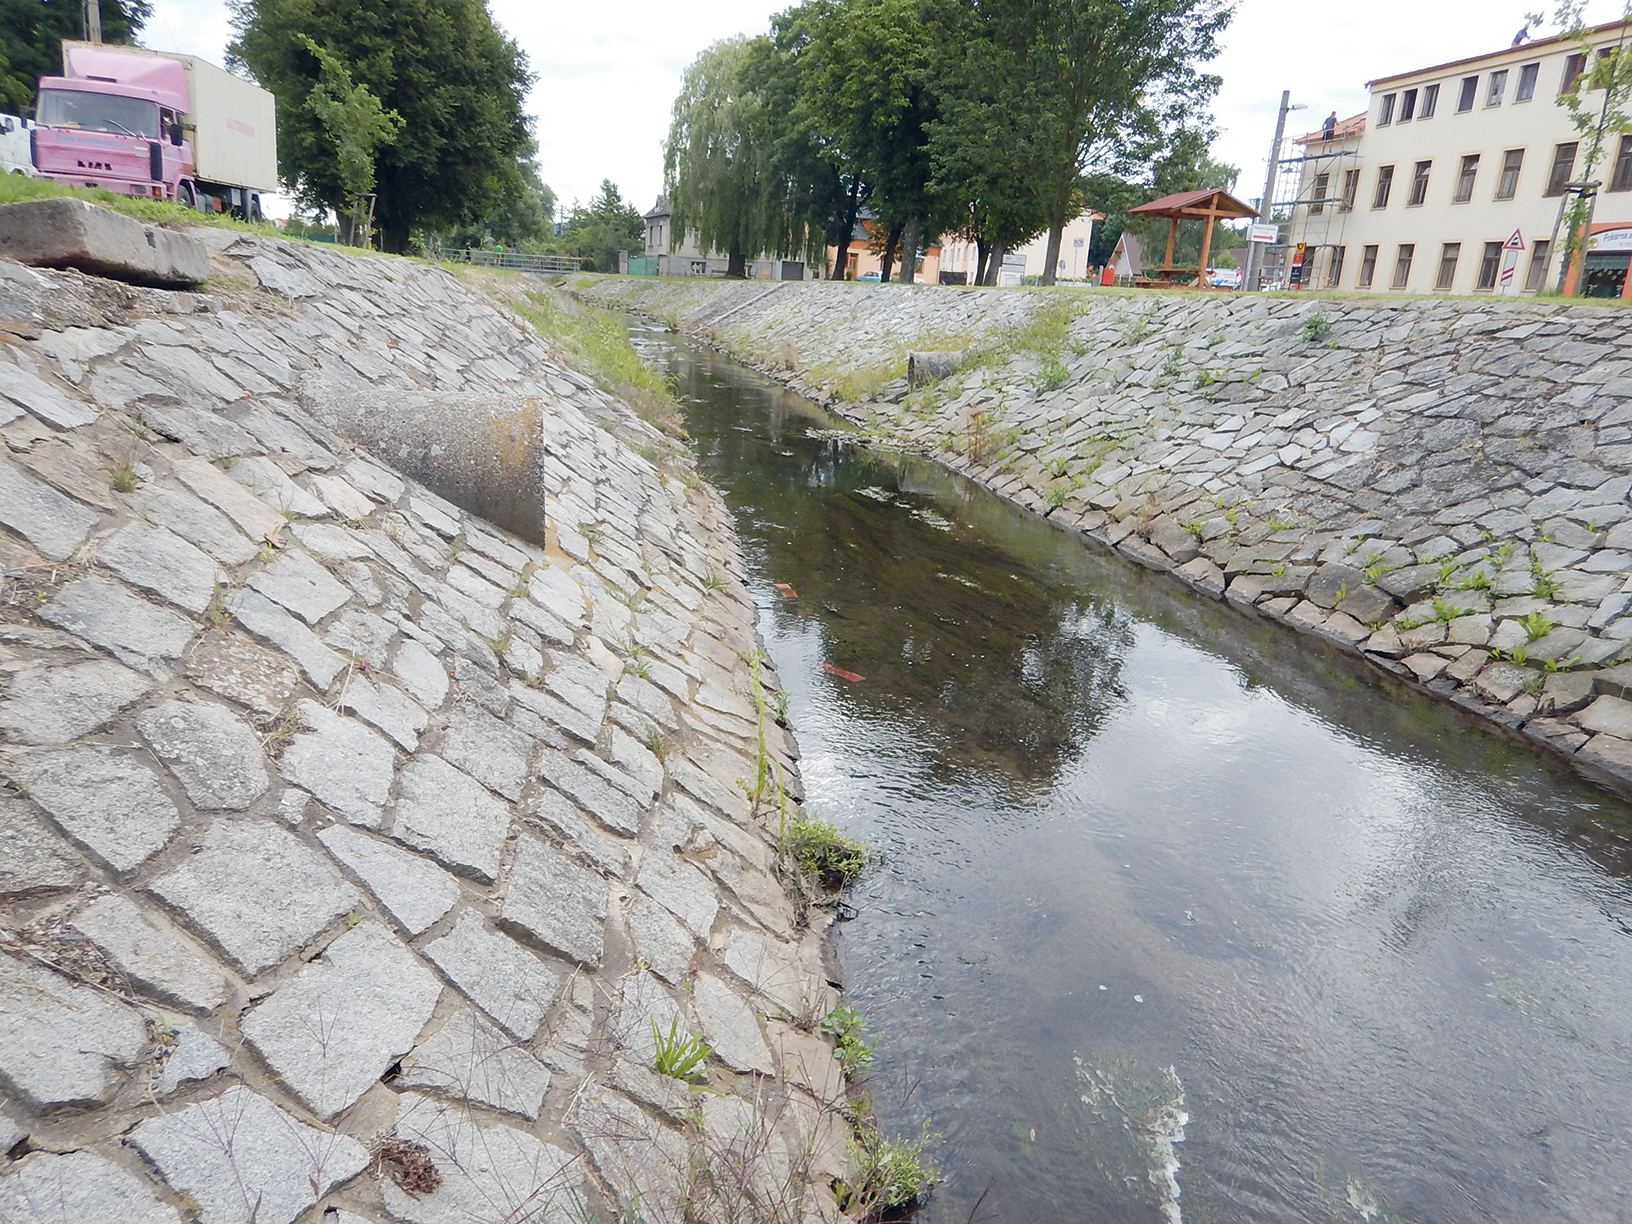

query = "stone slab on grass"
[242, 921, 442, 1118]
[0, 197, 208, 287]
[129, 1085, 369, 1224]
[0, 951, 149, 1108]
[0, 1151, 180, 1224]
[147, 820, 359, 976]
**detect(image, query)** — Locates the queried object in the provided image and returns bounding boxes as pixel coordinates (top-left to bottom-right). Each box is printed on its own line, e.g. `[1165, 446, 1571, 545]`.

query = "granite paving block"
[168, 454, 287, 541]
[279, 700, 397, 826]
[392, 637, 451, 708]
[183, 627, 301, 715]
[382, 1093, 583, 1224]
[317, 823, 461, 936]
[38, 576, 195, 675]
[229, 588, 348, 688]
[153, 1022, 231, 1096]
[147, 820, 360, 976]
[500, 836, 607, 966]
[72, 893, 229, 1014]
[0, 1151, 180, 1224]
[423, 910, 564, 1040]
[339, 675, 427, 750]
[399, 1005, 552, 1120]
[246, 548, 351, 623]
[135, 698, 270, 810]
[10, 746, 180, 873]
[0, 951, 149, 1108]
[537, 747, 643, 836]
[132, 486, 260, 565]
[391, 755, 510, 882]
[439, 702, 534, 799]
[0, 459, 99, 559]
[227, 455, 327, 519]
[129, 1086, 369, 1224]
[0, 362, 98, 429]
[242, 922, 442, 1117]
[0, 797, 86, 896]
[0, 657, 150, 744]
[96, 522, 226, 614]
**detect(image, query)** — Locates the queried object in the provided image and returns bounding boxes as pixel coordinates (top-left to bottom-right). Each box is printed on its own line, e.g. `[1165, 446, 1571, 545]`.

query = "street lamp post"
[1244, 92, 1304, 292]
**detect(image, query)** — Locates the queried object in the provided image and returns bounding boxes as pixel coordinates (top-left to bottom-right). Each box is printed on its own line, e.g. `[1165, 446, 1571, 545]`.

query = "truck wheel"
[177, 182, 196, 210]
[248, 198, 263, 224]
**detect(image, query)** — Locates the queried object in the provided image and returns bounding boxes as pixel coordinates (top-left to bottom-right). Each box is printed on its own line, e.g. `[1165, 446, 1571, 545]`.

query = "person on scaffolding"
[1322, 111, 1337, 140]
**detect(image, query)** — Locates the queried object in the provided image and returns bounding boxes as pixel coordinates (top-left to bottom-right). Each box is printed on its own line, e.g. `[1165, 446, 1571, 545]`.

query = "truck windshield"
[37, 89, 159, 139]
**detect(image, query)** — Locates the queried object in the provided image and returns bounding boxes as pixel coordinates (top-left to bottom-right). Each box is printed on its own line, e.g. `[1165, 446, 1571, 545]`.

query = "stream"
[629, 320, 1632, 1224]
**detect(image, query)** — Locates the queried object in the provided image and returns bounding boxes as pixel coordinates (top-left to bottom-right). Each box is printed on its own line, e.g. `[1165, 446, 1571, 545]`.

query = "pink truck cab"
[32, 42, 277, 221]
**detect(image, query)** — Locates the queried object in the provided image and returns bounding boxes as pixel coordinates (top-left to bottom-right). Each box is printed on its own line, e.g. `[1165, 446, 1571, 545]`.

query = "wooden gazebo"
[1125, 188, 1258, 287]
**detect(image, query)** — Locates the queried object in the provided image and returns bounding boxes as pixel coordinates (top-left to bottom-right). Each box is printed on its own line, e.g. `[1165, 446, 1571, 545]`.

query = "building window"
[1392, 245, 1415, 288]
[1458, 75, 1479, 111]
[1487, 69, 1509, 106]
[1516, 62, 1540, 101]
[1408, 160, 1432, 206]
[1310, 172, 1329, 214]
[1477, 241, 1503, 289]
[1562, 52, 1587, 94]
[1611, 134, 1632, 192]
[1378, 93, 1397, 124]
[1435, 243, 1461, 290]
[1496, 149, 1525, 199]
[1342, 168, 1360, 209]
[1400, 88, 1419, 121]
[1373, 165, 1395, 208]
[1330, 245, 1346, 286]
[1546, 142, 1578, 196]
[1454, 154, 1480, 203]
[1421, 83, 1440, 117]
[1358, 245, 1379, 287]
[1525, 240, 1552, 291]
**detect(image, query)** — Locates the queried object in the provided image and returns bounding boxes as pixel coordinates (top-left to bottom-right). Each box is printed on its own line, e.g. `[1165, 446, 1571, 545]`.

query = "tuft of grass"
[782, 811, 868, 891]
[820, 1005, 875, 1078]
[1520, 611, 1555, 641]
[1299, 313, 1334, 342]
[107, 466, 140, 493]
[651, 1016, 713, 1082]
[701, 570, 729, 591]
[839, 1122, 940, 1216]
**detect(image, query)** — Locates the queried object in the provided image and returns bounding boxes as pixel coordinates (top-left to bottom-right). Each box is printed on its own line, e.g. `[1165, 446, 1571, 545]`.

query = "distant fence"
[445, 250, 586, 273]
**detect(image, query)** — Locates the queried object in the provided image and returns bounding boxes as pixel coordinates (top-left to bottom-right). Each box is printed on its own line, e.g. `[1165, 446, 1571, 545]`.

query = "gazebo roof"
[1127, 189, 1257, 220]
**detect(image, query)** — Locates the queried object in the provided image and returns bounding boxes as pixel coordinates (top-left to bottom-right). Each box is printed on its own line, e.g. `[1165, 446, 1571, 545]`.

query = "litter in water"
[821, 662, 866, 682]
[774, 582, 799, 598]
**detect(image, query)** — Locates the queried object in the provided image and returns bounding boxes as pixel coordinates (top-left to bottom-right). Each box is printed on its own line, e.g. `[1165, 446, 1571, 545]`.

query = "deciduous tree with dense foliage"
[0, 0, 151, 112]
[229, 0, 533, 253]
[560, 180, 644, 273]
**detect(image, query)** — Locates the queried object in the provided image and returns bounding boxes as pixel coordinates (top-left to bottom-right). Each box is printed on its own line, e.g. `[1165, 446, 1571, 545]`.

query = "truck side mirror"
[170, 121, 183, 145]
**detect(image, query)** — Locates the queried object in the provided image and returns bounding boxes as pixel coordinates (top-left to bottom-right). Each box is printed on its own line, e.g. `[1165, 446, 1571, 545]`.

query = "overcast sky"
[139, 0, 1631, 218]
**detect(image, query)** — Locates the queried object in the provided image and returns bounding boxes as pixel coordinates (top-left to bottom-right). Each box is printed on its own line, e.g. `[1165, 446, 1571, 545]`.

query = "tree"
[560, 180, 644, 273]
[1531, 2, 1632, 293]
[971, 0, 1231, 285]
[0, 0, 152, 112]
[229, 0, 534, 253]
[297, 36, 400, 244]
[666, 37, 772, 278]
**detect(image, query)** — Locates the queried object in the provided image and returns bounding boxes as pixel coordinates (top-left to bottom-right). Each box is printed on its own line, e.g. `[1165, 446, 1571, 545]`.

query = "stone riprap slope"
[0, 238, 848, 1224]
[577, 276, 1632, 789]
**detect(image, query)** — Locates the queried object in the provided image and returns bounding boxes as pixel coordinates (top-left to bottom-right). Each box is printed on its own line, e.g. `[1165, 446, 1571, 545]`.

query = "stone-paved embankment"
[0, 237, 849, 1223]
[576, 276, 1632, 789]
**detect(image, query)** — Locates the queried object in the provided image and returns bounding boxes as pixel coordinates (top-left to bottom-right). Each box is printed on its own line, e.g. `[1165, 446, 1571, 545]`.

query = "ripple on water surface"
[631, 321, 1632, 1224]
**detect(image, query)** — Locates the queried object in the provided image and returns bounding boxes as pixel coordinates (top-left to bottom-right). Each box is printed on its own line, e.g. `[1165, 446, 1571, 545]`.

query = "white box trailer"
[60, 41, 278, 197]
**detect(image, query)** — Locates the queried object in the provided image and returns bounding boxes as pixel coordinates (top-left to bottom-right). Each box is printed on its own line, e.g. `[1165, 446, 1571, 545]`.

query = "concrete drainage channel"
[0, 208, 880, 1224]
[573, 276, 1632, 799]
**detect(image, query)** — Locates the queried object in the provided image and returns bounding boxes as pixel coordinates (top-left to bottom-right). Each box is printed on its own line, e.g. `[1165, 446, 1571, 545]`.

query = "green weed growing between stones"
[781, 811, 868, 892]
[651, 1016, 713, 1083]
[820, 1005, 875, 1078]
[1522, 611, 1556, 641]
[839, 1121, 940, 1218]
[1299, 313, 1334, 342]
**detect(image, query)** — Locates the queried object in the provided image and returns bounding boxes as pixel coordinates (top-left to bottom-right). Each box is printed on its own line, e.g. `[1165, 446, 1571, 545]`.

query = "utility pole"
[84, 0, 102, 44]
[1244, 91, 1302, 292]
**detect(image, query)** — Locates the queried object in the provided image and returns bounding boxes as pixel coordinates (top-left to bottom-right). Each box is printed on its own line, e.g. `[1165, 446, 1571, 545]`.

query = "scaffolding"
[1257, 118, 1364, 290]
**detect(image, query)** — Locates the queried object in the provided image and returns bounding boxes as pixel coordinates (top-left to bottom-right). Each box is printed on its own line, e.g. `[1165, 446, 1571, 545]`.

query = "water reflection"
[633, 321, 1632, 1224]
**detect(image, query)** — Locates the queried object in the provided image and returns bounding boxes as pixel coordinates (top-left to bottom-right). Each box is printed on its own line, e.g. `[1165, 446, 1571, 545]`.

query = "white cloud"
[134, 0, 1631, 220]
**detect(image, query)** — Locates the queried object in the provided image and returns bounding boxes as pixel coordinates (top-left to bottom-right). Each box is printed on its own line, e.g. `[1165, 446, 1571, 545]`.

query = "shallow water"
[631, 321, 1632, 1224]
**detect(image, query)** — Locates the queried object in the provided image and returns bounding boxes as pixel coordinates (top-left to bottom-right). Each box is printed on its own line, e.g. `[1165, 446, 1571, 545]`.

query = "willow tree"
[665, 37, 775, 279]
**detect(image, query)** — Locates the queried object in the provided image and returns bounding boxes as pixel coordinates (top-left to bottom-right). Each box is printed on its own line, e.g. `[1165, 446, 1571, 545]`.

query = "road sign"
[1500, 263, 1515, 285]
[1504, 229, 1525, 251]
[1249, 223, 1279, 244]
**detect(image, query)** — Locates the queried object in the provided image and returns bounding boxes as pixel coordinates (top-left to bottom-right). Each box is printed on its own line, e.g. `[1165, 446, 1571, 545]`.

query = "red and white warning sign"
[1504, 229, 1525, 251]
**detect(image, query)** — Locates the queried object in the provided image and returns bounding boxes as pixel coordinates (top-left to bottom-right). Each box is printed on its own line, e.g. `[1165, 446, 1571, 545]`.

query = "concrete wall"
[574, 275, 1632, 793]
[0, 235, 850, 1222]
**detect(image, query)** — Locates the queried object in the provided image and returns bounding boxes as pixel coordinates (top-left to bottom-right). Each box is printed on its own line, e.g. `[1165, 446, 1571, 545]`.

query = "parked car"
[857, 270, 882, 282]
[0, 114, 34, 176]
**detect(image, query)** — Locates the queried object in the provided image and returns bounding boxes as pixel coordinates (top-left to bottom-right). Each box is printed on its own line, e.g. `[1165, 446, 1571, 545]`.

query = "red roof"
[1296, 113, 1367, 145]
[1127, 189, 1257, 220]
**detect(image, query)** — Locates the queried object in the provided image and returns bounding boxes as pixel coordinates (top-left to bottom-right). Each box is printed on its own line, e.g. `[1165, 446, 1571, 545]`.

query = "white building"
[939, 209, 1102, 283]
[1286, 20, 1632, 298]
